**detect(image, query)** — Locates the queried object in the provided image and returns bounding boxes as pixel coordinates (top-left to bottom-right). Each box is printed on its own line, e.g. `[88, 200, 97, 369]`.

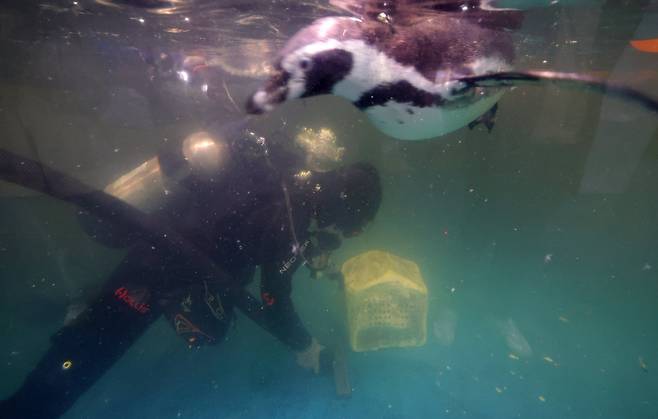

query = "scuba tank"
[103, 130, 231, 214]
[77, 119, 252, 247]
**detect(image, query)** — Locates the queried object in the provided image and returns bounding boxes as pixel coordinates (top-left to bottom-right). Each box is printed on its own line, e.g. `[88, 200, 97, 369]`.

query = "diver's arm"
[259, 262, 313, 352]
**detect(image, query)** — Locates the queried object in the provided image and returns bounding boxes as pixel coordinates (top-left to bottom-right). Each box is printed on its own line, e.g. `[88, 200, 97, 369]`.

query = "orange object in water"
[630, 38, 658, 53]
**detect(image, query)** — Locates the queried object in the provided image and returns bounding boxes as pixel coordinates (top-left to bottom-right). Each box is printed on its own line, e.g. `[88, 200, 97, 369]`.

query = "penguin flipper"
[456, 71, 658, 114]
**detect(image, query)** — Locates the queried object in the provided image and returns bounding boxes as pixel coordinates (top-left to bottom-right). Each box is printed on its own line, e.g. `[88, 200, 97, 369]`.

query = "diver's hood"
[313, 162, 382, 236]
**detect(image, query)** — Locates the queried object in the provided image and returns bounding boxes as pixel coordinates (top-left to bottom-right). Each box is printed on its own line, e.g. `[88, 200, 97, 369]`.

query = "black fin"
[456, 71, 658, 114]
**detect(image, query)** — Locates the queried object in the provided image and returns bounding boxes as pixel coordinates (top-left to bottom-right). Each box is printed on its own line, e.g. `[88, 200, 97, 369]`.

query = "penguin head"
[246, 18, 357, 114]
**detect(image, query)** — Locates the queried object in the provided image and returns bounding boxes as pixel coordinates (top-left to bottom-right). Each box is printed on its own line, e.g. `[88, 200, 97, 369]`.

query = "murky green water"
[1, 1, 657, 418]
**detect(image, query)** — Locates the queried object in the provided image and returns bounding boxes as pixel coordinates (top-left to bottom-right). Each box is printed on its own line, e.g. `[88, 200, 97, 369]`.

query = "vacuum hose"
[0, 148, 269, 325]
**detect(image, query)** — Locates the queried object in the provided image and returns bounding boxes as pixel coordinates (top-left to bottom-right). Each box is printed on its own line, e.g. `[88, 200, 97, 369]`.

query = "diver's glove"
[307, 231, 343, 280]
[309, 262, 343, 281]
[295, 337, 326, 375]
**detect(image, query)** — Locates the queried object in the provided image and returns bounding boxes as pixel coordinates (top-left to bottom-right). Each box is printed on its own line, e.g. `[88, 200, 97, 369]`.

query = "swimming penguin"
[246, 0, 658, 141]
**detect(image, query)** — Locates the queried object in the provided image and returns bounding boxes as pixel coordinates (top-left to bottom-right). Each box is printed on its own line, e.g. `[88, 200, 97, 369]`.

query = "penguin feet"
[468, 103, 498, 133]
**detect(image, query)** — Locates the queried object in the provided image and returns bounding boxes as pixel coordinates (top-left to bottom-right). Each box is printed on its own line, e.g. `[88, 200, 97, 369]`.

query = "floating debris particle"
[639, 357, 648, 372]
[538, 395, 546, 402]
[495, 387, 504, 394]
[498, 318, 533, 357]
[508, 353, 520, 360]
[542, 356, 559, 367]
[164, 27, 189, 34]
[558, 316, 569, 323]
[433, 307, 457, 346]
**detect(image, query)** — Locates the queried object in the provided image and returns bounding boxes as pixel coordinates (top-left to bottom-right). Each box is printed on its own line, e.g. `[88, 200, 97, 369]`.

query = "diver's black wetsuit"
[1, 131, 327, 418]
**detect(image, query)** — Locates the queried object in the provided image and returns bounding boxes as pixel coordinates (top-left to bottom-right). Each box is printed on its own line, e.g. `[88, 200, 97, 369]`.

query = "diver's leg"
[0, 250, 163, 419]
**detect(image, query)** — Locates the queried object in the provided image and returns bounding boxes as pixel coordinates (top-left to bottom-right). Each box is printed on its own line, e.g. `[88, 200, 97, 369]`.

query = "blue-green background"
[1, 1, 657, 418]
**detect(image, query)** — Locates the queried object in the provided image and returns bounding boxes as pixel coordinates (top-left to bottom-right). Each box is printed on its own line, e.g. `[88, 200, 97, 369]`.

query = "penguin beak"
[245, 68, 291, 114]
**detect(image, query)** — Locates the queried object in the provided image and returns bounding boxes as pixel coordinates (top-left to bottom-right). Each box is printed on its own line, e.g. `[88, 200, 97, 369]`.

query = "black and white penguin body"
[246, 1, 522, 140]
[246, 0, 658, 140]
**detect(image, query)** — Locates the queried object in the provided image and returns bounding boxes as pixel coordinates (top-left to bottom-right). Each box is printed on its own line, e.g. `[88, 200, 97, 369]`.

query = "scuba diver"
[0, 122, 382, 419]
